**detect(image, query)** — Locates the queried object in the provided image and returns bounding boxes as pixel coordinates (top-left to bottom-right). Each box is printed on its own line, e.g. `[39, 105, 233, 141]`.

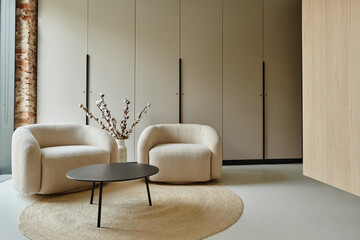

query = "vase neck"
[116, 139, 125, 145]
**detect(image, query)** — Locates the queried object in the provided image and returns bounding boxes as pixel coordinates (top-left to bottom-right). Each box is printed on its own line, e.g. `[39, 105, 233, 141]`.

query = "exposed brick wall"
[15, 0, 37, 128]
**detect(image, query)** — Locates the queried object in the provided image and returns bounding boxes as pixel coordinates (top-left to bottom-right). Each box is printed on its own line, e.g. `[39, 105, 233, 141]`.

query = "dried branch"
[128, 103, 151, 134]
[79, 104, 113, 137]
[79, 94, 150, 140]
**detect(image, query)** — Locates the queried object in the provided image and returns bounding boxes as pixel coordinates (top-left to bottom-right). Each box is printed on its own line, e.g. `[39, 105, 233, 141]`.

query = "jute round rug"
[19, 180, 243, 240]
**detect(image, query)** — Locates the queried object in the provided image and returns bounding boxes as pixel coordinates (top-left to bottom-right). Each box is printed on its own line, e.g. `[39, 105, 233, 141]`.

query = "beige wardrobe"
[135, 0, 223, 149]
[87, 0, 136, 162]
[37, 0, 302, 162]
[223, 0, 302, 160]
[37, 0, 87, 124]
[303, 0, 360, 197]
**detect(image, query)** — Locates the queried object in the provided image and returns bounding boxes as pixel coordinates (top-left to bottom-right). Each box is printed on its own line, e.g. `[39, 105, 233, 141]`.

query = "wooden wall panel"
[349, 0, 360, 196]
[303, 0, 360, 196]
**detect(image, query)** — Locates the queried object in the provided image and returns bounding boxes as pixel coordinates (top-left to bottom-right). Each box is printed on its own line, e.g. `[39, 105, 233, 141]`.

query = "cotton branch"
[79, 94, 150, 140]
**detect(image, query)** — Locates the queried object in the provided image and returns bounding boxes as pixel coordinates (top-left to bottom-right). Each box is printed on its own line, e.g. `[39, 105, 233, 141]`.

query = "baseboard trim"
[222, 159, 303, 165]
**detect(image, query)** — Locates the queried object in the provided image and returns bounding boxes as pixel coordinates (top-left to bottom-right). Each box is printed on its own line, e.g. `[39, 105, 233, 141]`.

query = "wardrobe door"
[264, 0, 302, 159]
[88, 0, 135, 161]
[223, 0, 263, 160]
[37, 0, 87, 124]
[181, 0, 222, 137]
[135, 0, 180, 159]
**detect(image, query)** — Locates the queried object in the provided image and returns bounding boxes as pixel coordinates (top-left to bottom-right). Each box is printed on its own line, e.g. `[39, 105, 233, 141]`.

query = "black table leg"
[90, 182, 95, 204]
[97, 182, 103, 228]
[145, 177, 152, 206]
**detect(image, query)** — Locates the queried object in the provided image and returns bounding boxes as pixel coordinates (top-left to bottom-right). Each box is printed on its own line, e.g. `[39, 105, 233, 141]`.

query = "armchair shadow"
[217, 167, 290, 186]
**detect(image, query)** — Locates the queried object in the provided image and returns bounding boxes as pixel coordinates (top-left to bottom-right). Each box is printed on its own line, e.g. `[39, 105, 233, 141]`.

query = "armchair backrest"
[24, 124, 86, 148]
[141, 124, 204, 145]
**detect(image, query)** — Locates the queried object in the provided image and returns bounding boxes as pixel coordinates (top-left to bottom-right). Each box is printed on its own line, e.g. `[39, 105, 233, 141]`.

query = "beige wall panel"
[181, 0, 222, 137]
[88, 0, 135, 161]
[37, 0, 87, 124]
[135, 0, 180, 160]
[302, 0, 360, 196]
[264, 0, 302, 159]
[223, 0, 263, 160]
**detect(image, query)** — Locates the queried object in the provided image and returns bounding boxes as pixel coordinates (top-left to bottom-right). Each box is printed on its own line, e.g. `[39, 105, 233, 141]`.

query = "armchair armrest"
[200, 125, 222, 179]
[82, 125, 118, 163]
[12, 128, 42, 194]
[137, 126, 161, 164]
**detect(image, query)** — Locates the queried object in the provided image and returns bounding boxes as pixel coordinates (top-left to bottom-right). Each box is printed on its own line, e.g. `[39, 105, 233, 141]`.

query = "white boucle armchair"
[137, 124, 222, 183]
[12, 124, 118, 195]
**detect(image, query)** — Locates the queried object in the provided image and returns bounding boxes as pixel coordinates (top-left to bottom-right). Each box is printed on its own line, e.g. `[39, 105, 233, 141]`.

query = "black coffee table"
[66, 162, 159, 227]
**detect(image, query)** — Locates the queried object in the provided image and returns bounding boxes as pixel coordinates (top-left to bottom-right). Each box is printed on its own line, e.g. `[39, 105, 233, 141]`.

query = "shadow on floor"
[0, 175, 11, 183]
[216, 168, 293, 186]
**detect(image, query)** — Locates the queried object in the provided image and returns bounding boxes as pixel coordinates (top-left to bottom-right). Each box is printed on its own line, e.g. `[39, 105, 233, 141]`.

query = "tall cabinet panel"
[181, 0, 223, 136]
[135, 0, 180, 159]
[88, 0, 135, 161]
[264, 0, 302, 159]
[223, 0, 263, 160]
[37, 0, 87, 124]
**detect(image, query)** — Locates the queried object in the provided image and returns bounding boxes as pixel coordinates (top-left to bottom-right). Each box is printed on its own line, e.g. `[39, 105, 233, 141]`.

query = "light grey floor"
[0, 174, 11, 183]
[1, 164, 360, 240]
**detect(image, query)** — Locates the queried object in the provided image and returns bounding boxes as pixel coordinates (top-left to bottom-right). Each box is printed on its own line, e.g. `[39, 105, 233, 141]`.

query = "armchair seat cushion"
[149, 143, 211, 182]
[40, 145, 110, 194]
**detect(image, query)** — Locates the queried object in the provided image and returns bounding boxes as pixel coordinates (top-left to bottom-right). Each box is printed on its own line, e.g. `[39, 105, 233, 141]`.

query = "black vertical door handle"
[262, 61, 265, 160]
[86, 54, 89, 125]
[179, 58, 182, 124]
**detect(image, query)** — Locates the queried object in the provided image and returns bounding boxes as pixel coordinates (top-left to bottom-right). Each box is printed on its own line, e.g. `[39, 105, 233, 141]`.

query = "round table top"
[66, 163, 159, 182]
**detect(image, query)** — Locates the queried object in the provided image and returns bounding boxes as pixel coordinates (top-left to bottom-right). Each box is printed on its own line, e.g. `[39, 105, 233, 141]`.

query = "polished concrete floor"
[1, 164, 360, 240]
[0, 174, 11, 183]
